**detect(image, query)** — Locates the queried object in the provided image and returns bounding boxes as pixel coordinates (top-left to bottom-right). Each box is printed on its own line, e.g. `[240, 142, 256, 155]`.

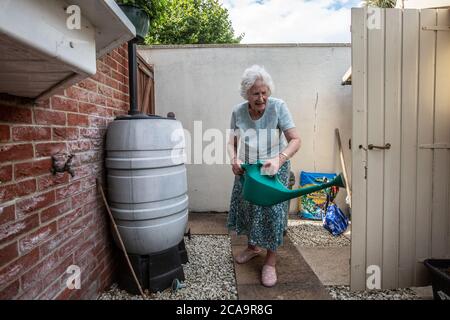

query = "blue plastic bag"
[323, 203, 348, 236]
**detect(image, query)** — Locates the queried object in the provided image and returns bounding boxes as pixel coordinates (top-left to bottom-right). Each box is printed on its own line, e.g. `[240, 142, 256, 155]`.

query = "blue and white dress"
[227, 97, 296, 251]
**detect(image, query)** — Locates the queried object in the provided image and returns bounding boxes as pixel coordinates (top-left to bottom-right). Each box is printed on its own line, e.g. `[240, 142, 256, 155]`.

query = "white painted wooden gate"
[351, 7, 450, 291]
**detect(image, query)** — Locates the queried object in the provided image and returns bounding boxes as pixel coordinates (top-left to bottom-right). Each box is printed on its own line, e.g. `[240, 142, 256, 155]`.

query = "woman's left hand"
[261, 157, 282, 176]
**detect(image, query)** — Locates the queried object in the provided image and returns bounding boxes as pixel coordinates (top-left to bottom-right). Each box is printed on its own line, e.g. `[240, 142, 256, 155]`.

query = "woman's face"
[248, 79, 269, 113]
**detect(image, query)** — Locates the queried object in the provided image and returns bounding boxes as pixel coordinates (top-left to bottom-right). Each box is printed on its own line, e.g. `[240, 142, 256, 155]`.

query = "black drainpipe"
[128, 38, 139, 115]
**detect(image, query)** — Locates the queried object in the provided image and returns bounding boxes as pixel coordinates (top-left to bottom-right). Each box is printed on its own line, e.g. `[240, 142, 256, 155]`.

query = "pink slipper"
[261, 265, 277, 287]
[235, 248, 262, 264]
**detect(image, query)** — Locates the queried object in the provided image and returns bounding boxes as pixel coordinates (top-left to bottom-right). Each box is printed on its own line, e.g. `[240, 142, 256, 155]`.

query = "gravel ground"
[287, 219, 351, 247]
[98, 219, 424, 301]
[98, 235, 238, 300]
[326, 285, 421, 300]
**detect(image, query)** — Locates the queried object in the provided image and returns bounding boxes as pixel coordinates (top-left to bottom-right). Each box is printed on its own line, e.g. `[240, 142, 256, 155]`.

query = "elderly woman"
[227, 65, 301, 287]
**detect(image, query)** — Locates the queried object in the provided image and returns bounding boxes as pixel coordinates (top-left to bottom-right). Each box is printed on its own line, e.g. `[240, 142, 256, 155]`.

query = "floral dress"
[227, 161, 290, 251]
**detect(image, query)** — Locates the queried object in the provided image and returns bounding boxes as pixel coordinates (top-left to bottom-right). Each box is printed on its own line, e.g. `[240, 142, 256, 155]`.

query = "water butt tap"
[171, 278, 186, 293]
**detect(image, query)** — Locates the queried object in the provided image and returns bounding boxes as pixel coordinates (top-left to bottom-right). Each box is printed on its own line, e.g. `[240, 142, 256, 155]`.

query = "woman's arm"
[279, 127, 301, 163]
[227, 134, 244, 175]
[262, 127, 301, 174]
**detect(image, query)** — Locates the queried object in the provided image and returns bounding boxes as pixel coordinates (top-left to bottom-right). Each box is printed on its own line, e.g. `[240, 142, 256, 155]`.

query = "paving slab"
[188, 212, 332, 300]
[231, 234, 331, 300]
[297, 246, 350, 286]
[188, 212, 229, 235]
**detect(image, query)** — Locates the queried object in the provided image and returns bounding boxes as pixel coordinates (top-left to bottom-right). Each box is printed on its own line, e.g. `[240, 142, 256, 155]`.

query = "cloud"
[220, 0, 363, 43]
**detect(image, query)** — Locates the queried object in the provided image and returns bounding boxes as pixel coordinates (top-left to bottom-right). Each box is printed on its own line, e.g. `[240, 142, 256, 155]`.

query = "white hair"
[239, 65, 274, 100]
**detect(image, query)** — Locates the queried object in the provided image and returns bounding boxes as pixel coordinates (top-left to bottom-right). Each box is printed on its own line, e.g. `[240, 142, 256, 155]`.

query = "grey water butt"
[105, 114, 189, 293]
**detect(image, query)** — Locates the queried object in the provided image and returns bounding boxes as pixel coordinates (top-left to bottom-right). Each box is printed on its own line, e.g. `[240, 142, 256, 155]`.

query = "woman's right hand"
[231, 157, 245, 175]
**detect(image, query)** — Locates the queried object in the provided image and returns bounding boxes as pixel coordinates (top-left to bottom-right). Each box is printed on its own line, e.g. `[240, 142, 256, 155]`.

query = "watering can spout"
[240, 162, 346, 207]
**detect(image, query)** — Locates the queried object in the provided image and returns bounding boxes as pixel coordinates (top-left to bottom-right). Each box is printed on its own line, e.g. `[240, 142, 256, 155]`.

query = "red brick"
[0, 125, 10, 142]
[19, 222, 57, 255]
[67, 114, 89, 127]
[0, 105, 32, 123]
[52, 127, 78, 140]
[119, 83, 129, 94]
[107, 97, 128, 110]
[35, 142, 66, 157]
[0, 165, 12, 184]
[68, 140, 91, 153]
[14, 159, 52, 180]
[81, 176, 97, 191]
[98, 85, 113, 98]
[113, 90, 128, 102]
[15, 179, 37, 197]
[0, 179, 36, 202]
[117, 63, 128, 77]
[71, 165, 92, 180]
[71, 188, 96, 207]
[20, 251, 59, 291]
[37, 173, 70, 191]
[105, 56, 118, 71]
[79, 128, 103, 139]
[111, 51, 126, 67]
[57, 207, 83, 231]
[66, 87, 89, 103]
[39, 231, 70, 258]
[0, 248, 39, 288]
[79, 102, 111, 117]
[117, 47, 127, 59]
[51, 96, 78, 112]
[16, 281, 43, 300]
[12, 126, 51, 141]
[0, 214, 39, 244]
[55, 287, 73, 300]
[111, 70, 125, 83]
[40, 201, 71, 224]
[77, 79, 97, 92]
[38, 278, 65, 300]
[96, 61, 111, 76]
[0, 144, 33, 162]
[17, 190, 55, 217]
[105, 76, 120, 91]
[58, 232, 84, 260]
[88, 116, 107, 128]
[0, 183, 18, 203]
[55, 181, 81, 201]
[0, 279, 20, 299]
[34, 109, 66, 125]
[91, 71, 106, 83]
[88, 93, 107, 106]
[35, 99, 50, 109]
[0, 242, 18, 268]
[42, 255, 73, 290]
[0, 204, 15, 225]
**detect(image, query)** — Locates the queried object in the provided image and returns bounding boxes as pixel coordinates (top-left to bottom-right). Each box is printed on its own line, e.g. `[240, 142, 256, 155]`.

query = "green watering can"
[240, 161, 346, 207]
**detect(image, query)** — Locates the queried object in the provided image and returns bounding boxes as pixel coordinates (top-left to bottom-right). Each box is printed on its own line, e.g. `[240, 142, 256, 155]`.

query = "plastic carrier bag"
[298, 171, 338, 220]
[323, 203, 348, 236]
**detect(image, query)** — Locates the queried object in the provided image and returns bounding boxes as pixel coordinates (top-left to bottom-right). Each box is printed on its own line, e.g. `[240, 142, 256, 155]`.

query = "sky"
[220, 0, 364, 43]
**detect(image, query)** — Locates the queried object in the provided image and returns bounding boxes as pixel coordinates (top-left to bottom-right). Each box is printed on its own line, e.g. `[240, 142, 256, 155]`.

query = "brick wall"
[0, 43, 130, 299]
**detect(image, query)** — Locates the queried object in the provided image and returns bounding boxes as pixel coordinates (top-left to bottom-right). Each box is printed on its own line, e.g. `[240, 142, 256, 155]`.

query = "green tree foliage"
[145, 0, 244, 44]
[364, 0, 396, 7]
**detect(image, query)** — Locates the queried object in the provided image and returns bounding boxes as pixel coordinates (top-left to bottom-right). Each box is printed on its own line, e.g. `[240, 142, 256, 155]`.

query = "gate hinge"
[419, 143, 450, 149]
[422, 26, 450, 31]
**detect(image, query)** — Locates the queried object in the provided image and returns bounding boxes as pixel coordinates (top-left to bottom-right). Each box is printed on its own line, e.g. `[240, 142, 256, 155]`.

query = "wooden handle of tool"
[96, 178, 146, 298]
[335, 129, 352, 208]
